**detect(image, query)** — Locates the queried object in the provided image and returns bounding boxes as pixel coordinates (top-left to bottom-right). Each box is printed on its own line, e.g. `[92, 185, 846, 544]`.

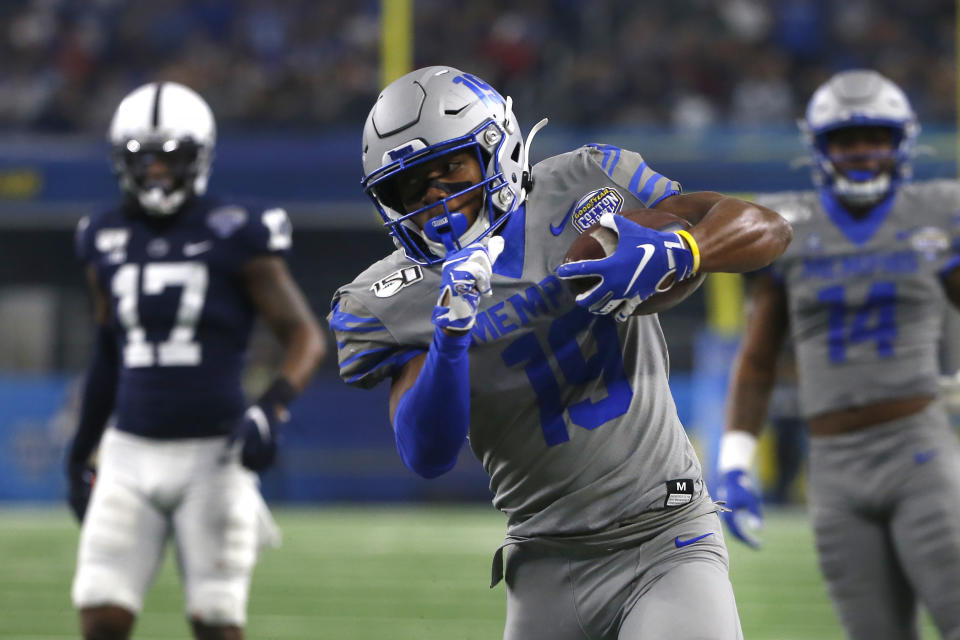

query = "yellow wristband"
[675, 229, 701, 275]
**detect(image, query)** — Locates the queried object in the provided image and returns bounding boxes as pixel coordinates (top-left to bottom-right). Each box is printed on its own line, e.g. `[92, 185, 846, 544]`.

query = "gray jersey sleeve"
[584, 144, 681, 207]
[328, 290, 425, 389]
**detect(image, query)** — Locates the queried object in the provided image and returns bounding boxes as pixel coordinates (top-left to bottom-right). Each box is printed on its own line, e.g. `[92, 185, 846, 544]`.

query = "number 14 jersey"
[757, 180, 960, 419]
[76, 196, 292, 439]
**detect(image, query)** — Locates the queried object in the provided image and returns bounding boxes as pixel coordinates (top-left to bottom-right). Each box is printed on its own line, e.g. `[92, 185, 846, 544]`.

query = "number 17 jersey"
[757, 181, 960, 418]
[76, 196, 292, 439]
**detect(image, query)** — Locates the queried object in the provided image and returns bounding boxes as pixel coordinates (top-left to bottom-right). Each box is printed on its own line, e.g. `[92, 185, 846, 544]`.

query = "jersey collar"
[818, 187, 896, 246]
[492, 204, 526, 278]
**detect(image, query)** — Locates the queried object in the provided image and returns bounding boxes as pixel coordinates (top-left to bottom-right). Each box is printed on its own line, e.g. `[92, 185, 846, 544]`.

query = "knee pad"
[72, 565, 145, 614]
[187, 581, 248, 627]
[73, 480, 165, 613]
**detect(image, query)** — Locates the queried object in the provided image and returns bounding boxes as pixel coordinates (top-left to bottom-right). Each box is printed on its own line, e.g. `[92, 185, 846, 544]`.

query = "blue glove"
[556, 212, 694, 320]
[432, 236, 505, 332]
[226, 378, 296, 472]
[67, 462, 95, 523]
[717, 469, 763, 549]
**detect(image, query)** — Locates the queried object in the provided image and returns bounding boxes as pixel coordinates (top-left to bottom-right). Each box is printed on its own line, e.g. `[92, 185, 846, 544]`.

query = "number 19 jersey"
[331, 145, 717, 540]
[76, 196, 293, 439]
[757, 181, 960, 418]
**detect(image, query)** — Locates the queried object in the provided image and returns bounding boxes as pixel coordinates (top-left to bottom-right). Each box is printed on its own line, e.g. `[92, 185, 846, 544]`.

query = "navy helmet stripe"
[151, 82, 164, 128]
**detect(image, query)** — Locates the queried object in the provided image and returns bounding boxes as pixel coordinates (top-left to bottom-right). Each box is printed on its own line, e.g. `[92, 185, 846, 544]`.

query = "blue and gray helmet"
[361, 66, 544, 264]
[800, 69, 918, 207]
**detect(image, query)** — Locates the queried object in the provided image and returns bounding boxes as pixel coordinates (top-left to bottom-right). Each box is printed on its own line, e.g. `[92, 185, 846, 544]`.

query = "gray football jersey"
[331, 144, 715, 539]
[757, 180, 960, 418]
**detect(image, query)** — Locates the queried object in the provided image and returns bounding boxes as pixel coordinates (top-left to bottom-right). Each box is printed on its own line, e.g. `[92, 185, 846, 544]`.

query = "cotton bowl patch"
[909, 226, 950, 260]
[572, 188, 623, 233]
[206, 206, 248, 238]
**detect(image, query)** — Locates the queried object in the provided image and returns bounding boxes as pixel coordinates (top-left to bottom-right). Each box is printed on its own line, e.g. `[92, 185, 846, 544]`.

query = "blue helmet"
[800, 69, 919, 208]
[361, 66, 544, 265]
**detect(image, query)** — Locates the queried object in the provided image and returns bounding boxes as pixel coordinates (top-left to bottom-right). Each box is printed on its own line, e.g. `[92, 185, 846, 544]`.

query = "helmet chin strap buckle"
[423, 211, 470, 253]
[844, 169, 879, 182]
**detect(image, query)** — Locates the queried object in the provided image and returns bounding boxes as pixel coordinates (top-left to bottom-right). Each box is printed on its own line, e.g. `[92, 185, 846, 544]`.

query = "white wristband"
[718, 430, 757, 473]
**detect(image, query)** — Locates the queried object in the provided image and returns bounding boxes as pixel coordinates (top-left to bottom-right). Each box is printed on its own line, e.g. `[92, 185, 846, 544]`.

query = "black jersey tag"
[664, 478, 695, 507]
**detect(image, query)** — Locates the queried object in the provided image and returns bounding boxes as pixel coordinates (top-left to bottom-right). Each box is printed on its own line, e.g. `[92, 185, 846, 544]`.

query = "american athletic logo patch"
[572, 187, 623, 234]
[371, 266, 423, 298]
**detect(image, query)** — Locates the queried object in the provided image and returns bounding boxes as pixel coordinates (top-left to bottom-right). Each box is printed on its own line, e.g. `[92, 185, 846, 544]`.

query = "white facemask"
[831, 170, 891, 208]
[137, 186, 187, 216]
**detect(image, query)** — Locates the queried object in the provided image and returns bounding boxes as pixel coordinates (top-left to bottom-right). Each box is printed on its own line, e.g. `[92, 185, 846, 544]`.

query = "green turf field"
[0, 506, 938, 639]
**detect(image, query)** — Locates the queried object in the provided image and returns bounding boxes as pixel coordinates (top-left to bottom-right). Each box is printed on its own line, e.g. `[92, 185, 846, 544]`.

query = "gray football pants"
[808, 401, 960, 640]
[502, 512, 742, 640]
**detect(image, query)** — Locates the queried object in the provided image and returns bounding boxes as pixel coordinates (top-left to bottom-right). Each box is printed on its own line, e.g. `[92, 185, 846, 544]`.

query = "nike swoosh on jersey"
[625, 244, 656, 292]
[550, 208, 575, 235]
[914, 449, 938, 465]
[183, 240, 213, 256]
[674, 532, 714, 548]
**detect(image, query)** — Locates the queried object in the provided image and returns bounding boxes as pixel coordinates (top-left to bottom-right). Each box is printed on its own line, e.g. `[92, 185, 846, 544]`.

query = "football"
[561, 208, 707, 315]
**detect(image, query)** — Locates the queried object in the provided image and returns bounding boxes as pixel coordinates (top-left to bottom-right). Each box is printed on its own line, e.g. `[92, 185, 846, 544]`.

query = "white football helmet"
[361, 66, 547, 264]
[800, 69, 918, 208]
[108, 82, 216, 216]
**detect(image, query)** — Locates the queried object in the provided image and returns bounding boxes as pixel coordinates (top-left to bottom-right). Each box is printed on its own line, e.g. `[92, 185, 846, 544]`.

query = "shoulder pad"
[582, 143, 681, 208]
[76, 205, 127, 263]
[206, 200, 293, 256]
[752, 191, 816, 226]
[328, 291, 425, 389]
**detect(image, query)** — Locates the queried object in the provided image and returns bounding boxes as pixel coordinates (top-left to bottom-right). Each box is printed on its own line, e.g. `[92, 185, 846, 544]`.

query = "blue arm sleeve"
[66, 325, 118, 469]
[393, 326, 471, 479]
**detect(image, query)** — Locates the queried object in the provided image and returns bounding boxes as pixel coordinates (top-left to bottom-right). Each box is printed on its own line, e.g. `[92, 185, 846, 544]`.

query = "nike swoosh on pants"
[674, 532, 714, 548]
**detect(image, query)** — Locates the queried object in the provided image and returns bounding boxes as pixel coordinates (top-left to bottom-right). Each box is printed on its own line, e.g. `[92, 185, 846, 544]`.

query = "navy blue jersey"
[76, 195, 293, 439]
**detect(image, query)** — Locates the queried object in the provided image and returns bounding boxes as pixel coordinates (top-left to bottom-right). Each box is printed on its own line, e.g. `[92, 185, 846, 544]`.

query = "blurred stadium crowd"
[0, 0, 954, 134]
